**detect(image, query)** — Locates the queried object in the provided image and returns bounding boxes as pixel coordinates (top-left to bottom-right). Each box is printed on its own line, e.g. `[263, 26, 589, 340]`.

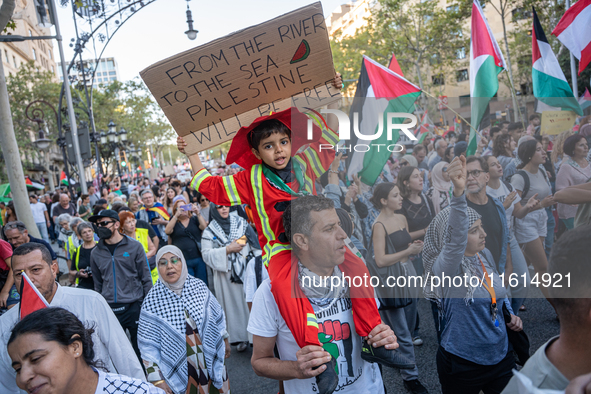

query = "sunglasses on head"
[96, 220, 115, 227]
[158, 257, 181, 266]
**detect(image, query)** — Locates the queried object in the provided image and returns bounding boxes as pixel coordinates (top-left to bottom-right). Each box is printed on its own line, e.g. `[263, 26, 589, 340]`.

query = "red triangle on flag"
[25, 177, 33, 186]
[19, 272, 49, 320]
[363, 56, 421, 98]
[388, 53, 404, 77]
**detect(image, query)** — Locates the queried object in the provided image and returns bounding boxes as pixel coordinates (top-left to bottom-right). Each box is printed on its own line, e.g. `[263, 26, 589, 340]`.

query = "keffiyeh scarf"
[138, 276, 227, 391]
[203, 215, 249, 282]
[422, 205, 482, 309]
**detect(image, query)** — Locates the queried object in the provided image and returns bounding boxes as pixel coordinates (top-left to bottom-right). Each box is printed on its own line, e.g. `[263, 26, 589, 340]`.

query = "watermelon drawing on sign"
[290, 39, 310, 64]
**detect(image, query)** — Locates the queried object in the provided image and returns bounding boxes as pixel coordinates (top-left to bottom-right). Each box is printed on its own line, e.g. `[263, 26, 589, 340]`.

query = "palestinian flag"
[60, 171, 69, 186]
[20, 272, 49, 320]
[388, 53, 404, 76]
[415, 112, 431, 143]
[552, 0, 591, 75]
[532, 7, 583, 115]
[346, 56, 421, 186]
[469, 0, 506, 156]
[140, 202, 171, 221]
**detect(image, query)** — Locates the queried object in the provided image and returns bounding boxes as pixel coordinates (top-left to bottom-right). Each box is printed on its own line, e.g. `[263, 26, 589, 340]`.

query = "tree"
[0, 62, 61, 182]
[331, 0, 469, 97]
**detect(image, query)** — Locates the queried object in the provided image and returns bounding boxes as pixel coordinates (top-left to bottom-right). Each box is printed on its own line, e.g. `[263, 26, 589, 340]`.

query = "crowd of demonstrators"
[1, 99, 591, 394]
[201, 204, 261, 352]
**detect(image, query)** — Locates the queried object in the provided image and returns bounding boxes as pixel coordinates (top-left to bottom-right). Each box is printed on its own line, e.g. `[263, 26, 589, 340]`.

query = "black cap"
[88, 209, 120, 223]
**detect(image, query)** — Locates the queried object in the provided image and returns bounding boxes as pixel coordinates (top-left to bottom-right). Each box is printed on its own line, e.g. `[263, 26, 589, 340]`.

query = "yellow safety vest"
[67, 235, 77, 260]
[135, 228, 158, 285]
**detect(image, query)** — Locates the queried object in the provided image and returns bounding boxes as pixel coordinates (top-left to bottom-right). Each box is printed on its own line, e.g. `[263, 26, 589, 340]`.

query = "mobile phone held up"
[181, 204, 193, 212]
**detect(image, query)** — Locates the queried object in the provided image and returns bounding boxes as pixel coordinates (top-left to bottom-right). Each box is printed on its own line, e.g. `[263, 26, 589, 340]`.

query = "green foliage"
[2, 19, 16, 34]
[4, 62, 61, 177]
[331, 0, 470, 92]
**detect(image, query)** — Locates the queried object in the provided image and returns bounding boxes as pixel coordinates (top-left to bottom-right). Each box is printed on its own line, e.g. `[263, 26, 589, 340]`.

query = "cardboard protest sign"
[540, 110, 576, 135]
[141, 2, 341, 156]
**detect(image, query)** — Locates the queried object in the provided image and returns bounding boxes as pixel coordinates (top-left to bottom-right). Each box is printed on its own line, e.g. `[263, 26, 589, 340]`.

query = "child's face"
[252, 132, 292, 170]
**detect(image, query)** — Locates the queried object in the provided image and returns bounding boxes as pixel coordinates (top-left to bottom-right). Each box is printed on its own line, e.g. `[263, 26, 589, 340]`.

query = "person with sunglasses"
[89, 210, 153, 364]
[138, 245, 230, 394]
[195, 192, 210, 222]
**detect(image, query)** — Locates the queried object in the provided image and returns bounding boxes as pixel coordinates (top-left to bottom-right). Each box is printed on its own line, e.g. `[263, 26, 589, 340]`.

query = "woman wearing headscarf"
[426, 161, 452, 215]
[138, 245, 230, 394]
[422, 156, 523, 394]
[201, 204, 261, 353]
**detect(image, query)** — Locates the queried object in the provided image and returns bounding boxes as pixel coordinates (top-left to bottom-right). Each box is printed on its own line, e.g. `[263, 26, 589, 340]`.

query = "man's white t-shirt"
[487, 181, 521, 231]
[248, 280, 384, 394]
[30, 202, 47, 224]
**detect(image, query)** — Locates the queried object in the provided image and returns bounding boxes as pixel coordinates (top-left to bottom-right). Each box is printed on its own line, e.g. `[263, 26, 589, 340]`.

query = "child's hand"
[332, 72, 343, 90]
[177, 136, 187, 154]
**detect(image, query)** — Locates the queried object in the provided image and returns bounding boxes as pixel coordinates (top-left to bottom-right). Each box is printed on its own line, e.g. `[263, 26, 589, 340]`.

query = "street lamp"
[185, 0, 198, 40]
[118, 127, 128, 142]
[100, 130, 107, 144]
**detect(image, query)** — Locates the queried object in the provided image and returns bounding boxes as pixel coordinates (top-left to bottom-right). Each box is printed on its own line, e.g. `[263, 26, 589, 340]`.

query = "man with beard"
[89, 210, 152, 362]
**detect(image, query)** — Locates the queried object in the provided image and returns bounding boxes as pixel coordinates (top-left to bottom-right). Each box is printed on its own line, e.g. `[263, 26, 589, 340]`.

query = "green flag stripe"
[359, 92, 421, 185]
[532, 68, 583, 115]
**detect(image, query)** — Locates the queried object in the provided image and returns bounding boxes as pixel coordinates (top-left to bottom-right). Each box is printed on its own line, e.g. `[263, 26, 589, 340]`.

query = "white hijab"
[155, 245, 188, 296]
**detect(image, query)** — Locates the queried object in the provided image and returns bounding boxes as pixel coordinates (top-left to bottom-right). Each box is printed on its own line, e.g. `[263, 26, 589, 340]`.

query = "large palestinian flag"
[469, 0, 506, 156]
[552, 0, 591, 75]
[346, 56, 421, 186]
[532, 7, 582, 115]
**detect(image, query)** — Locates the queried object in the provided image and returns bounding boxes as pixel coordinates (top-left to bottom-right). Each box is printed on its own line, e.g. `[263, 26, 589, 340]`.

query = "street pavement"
[225, 289, 559, 394]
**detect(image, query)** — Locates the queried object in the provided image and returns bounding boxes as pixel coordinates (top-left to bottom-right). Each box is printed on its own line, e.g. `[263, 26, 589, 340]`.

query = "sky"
[53, 0, 349, 82]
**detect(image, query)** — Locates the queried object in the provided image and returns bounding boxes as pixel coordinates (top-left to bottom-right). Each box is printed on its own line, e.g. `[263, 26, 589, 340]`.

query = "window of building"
[48, 49, 52, 60]
[4, 50, 8, 63]
[32, 49, 37, 60]
[456, 47, 466, 59]
[28, 29, 33, 37]
[432, 74, 445, 86]
[456, 69, 469, 82]
[107, 60, 114, 68]
[109, 71, 116, 75]
[110, 77, 116, 81]
[13, 56, 17, 67]
[98, 78, 102, 82]
[460, 95, 471, 107]
[52, 65, 55, 74]
[446, 5, 459, 12]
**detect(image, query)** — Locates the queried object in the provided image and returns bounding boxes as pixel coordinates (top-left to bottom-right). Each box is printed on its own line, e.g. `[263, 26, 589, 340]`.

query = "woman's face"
[60, 221, 70, 231]
[129, 200, 139, 212]
[83, 197, 89, 205]
[465, 218, 487, 256]
[531, 142, 547, 165]
[199, 196, 209, 208]
[81, 227, 94, 242]
[486, 157, 503, 180]
[509, 137, 517, 152]
[405, 169, 423, 193]
[166, 189, 176, 200]
[158, 252, 182, 284]
[217, 205, 230, 219]
[441, 165, 451, 182]
[8, 333, 81, 394]
[381, 186, 403, 211]
[123, 218, 136, 234]
[573, 138, 589, 159]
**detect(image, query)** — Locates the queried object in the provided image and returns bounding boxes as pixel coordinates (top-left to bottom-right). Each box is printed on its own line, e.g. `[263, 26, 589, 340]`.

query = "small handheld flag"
[19, 272, 49, 320]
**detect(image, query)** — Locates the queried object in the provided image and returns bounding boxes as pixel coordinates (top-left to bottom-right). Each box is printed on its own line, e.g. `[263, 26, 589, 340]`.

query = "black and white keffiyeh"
[202, 214, 250, 282]
[422, 205, 482, 308]
[138, 275, 227, 391]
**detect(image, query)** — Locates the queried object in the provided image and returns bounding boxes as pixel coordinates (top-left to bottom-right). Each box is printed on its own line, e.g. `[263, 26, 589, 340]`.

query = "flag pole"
[565, 0, 579, 98]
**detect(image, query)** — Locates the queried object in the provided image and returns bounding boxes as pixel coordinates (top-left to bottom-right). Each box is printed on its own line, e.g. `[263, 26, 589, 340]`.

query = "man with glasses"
[136, 189, 169, 248]
[465, 157, 512, 274]
[89, 210, 152, 363]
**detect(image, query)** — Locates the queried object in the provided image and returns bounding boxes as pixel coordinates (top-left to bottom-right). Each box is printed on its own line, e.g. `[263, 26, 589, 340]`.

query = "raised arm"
[432, 156, 469, 276]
